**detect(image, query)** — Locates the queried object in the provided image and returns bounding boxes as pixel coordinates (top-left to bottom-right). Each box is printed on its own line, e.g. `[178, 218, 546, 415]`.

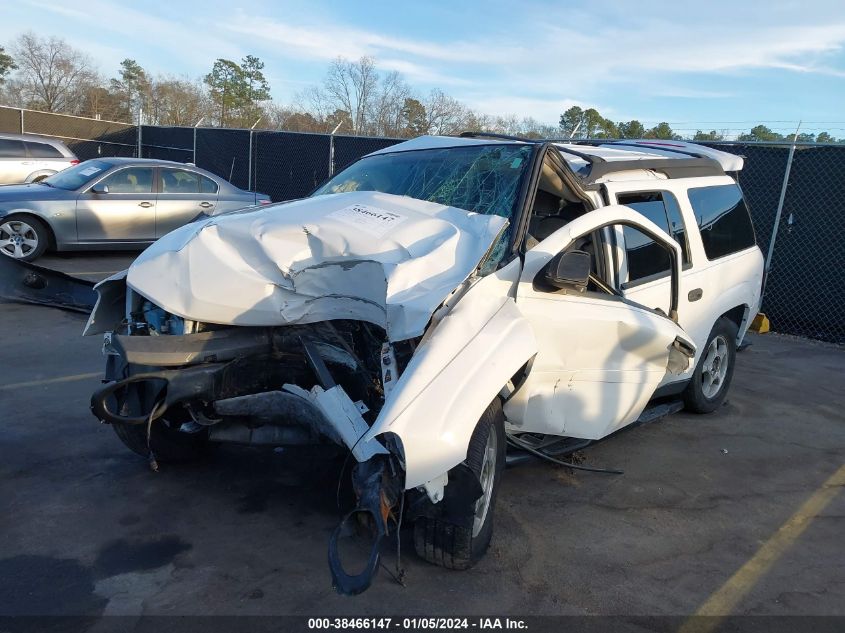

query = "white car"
[86, 135, 763, 593]
[0, 132, 79, 184]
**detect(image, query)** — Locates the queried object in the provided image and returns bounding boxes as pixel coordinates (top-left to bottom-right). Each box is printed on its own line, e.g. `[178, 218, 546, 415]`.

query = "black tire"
[0, 215, 49, 262]
[413, 398, 506, 570]
[112, 419, 209, 464]
[683, 317, 739, 414]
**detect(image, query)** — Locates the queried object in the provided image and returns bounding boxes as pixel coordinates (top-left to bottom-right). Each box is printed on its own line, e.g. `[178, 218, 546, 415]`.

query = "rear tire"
[683, 317, 739, 413]
[413, 398, 505, 570]
[112, 419, 208, 464]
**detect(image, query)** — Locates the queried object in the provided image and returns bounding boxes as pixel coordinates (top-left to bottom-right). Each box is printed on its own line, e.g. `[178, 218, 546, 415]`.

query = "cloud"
[8, 0, 845, 124]
[220, 3, 845, 121]
[22, 0, 244, 73]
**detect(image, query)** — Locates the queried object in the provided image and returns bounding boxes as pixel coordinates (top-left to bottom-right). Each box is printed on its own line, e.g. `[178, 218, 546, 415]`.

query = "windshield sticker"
[328, 204, 408, 238]
[79, 166, 103, 176]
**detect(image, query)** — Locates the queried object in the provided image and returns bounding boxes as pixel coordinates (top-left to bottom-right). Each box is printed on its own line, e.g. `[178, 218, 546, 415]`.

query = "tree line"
[0, 32, 841, 143]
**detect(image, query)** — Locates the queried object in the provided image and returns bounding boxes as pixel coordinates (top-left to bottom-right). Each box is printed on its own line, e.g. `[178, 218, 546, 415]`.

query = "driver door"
[504, 206, 695, 440]
[76, 166, 157, 242]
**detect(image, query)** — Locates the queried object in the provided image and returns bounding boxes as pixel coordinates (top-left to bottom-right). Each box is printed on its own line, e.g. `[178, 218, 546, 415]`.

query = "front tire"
[683, 317, 739, 413]
[413, 398, 506, 570]
[0, 216, 49, 261]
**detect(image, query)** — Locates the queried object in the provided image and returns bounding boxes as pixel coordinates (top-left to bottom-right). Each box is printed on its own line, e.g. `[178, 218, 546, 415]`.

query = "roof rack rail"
[579, 140, 707, 160]
[458, 131, 605, 165]
[458, 131, 534, 143]
[457, 131, 724, 186]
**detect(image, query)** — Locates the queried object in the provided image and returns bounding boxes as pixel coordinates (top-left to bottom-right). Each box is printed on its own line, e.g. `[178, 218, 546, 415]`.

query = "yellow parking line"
[0, 371, 101, 391]
[679, 463, 845, 633]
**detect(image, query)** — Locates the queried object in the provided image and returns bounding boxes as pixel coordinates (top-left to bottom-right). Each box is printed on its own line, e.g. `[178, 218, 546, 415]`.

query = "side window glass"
[617, 190, 689, 263]
[199, 174, 218, 194]
[0, 139, 26, 158]
[100, 167, 154, 194]
[617, 192, 672, 283]
[688, 184, 756, 259]
[25, 142, 63, 158]
[161, 169, 200, 193]
[663, 193, 690, 264]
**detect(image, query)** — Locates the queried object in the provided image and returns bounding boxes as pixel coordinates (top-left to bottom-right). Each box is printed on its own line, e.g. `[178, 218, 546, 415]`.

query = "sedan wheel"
[0, 218, 48, 261]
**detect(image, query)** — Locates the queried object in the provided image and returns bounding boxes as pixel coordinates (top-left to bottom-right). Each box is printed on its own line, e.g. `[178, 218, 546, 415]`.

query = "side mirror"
[544, 249, 591, 291]
[90, 184, 109, 194]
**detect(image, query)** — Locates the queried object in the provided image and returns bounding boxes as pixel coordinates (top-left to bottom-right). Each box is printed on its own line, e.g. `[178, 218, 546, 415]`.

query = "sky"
[3, 0, 845, 136]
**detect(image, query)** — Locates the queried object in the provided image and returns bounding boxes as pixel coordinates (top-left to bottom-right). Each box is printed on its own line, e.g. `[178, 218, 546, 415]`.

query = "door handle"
[199, 202, 214, 209]
[688, 288, 703, 302]
[138, 202, 153, 208]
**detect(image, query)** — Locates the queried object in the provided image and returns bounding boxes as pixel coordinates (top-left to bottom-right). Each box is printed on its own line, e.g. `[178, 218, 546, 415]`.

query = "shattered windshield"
[314, 144, 531, 223]
[313, 143, 532, 271]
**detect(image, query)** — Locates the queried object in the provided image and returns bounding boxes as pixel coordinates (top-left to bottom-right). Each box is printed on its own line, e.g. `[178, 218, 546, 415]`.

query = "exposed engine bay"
[89, 293, 442, 593]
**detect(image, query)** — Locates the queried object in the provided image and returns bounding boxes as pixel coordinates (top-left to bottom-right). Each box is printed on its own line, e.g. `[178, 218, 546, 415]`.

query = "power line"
[637, 120, 845, 125]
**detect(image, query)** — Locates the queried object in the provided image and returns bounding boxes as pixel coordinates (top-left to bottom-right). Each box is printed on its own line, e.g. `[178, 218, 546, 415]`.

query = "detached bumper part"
[328, 456, 401, 595]
[0, 256, 96, 313]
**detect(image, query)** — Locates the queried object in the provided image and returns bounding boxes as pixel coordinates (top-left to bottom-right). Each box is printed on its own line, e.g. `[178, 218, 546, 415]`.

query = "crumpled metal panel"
[126, 190, 507, 341]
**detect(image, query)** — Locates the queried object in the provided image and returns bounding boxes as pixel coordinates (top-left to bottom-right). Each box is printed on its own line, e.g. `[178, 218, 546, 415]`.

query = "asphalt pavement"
[0, 253, 843, 623]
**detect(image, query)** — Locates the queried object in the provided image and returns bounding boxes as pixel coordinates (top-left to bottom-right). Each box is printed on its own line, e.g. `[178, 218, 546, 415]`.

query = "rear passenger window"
[25, 141, 63, 158]
[688, 185, 756, 259]
[0, 139, 26, 158]
[199, 174, 218, 194]
[618, 191, 690, 265]
[160, 169, 200, 193]
[621, 223, 670, 284]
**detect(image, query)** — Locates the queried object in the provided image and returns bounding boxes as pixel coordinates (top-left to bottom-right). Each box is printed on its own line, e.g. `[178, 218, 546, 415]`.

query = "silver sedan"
[0, 158, 271, 261]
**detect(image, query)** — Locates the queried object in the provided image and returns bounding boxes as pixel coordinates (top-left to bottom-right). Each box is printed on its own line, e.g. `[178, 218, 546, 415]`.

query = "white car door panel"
[602, 178, 762, 381]
[505, 206, 695, 441]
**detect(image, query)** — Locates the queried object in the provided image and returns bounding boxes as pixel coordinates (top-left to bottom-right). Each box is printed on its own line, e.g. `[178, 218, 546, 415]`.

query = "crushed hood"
[126, 191, 507, 341]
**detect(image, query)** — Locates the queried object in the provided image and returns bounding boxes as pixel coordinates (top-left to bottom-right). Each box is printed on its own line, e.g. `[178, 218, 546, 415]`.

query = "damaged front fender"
[365, 262, 538, 490]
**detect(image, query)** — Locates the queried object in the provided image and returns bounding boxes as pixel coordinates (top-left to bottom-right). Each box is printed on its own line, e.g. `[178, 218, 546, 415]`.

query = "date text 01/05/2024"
[307, 617, 529, 630]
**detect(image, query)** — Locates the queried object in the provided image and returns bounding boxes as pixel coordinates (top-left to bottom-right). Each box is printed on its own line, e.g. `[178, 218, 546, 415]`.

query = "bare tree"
[367, 70, 411, 136]
[147, 76, 211, 126]
[12, 32, 96, 112]
[323, 56, 378, 134]
[293, 85, 335, 131]
[425, 90, 472, 135]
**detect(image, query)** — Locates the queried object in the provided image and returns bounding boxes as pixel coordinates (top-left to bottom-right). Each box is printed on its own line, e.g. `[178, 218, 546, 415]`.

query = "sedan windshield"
[43, 160, 113, 191]
[314, 144, 532, 224]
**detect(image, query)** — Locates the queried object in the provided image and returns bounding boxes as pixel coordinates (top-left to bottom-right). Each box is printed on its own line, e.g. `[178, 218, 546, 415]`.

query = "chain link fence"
[0, 105, 137, 160]
[0, 104, 842, 344]
[696, 141, 845, 344]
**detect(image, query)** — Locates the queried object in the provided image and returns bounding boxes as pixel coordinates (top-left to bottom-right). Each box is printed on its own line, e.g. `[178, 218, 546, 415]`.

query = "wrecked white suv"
[86, 135, 763, 593]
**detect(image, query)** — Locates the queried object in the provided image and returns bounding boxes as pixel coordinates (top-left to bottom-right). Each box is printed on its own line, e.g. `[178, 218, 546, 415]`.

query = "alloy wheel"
[0, 220, 39, 259]
[472, 427, 498, 537]
[701, 335, 730, 399]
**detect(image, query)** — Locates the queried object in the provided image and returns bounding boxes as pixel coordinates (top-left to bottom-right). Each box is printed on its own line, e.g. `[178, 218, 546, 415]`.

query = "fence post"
[19, 108, 24, 134]
[192, 117, 205, 165]
[328, 121, 343, 177]
[764, 122, 801, 285]
[136, 108, 143, 158]
[248, 118, 261, 192]
[248, 130, 253, 190]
